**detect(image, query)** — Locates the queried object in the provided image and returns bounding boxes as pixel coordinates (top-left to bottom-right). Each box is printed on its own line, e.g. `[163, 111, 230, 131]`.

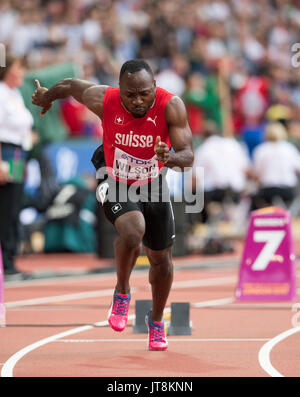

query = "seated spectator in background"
[60, 97, 87, 137]
[60, 58, 103, 140]
[266, 103, 292, 130]
[233, 70, 270, 157]
[61, 97, 103, 139]
[190, 120, 250, 253]
[183, 72, 222, 135]
[250, 122, 300, 211]
[155, 53, 189, 98]
[192, 121, 227, 212]
[191, 120, 250, 223]
[183, 73, 206, 135]
[222, 134, 251, 198]
[240, 121, 266, 159]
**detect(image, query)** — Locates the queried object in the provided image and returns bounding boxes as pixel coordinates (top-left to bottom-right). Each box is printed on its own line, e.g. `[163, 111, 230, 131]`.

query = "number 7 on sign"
[251, 230, 285, 271]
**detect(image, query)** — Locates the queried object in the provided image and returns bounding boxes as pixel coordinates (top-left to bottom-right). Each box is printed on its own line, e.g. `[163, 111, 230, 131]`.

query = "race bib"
[112, 147, 159, 181]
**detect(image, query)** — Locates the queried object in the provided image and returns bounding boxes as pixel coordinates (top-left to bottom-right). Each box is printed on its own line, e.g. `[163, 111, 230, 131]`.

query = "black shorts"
[97, 172, 175, 251]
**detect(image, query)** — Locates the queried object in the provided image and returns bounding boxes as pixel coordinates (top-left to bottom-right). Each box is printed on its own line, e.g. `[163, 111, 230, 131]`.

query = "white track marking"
[0, 315, 136, 377]
[192, 297, 234, 308]
[0, 292, 233, 377]
[5, 288, 117, 308]
[54, 338, 271, 343]
[170, 276, 237, 288]
[4, 269, 149, 288]
[5, 275, 237, 309]
[2, 270, 297, 377]
[258, 326, 300, 377]
[1, 325, 95, 377]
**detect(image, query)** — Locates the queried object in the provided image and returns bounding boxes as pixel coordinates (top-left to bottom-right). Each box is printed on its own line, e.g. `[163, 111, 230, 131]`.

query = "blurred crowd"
[0, 0, 300, 140]
[1, 0, 300, 265]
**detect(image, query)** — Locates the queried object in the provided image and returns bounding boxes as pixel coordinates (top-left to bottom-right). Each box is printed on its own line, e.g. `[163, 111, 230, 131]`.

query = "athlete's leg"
[144, 245, 173, 322]
[113, 210, 145, 294]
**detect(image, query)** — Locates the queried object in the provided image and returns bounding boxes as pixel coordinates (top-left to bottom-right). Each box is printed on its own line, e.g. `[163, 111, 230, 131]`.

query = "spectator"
[0, 0, 300, 252]
[0, 54, 36, 278]
[251, 122, 300, 211]
[192, 121, 229, 207]
[191, 120, 250, 223]
[155, 53, 189, 98]
[183, 71, 222, 134]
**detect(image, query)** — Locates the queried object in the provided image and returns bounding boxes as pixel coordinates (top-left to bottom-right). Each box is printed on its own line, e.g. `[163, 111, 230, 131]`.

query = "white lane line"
[0, 315, 135, 377]
[5, 288, 117, 308]
[1, 325, 95, 378]
[0, 293, 233, 377]
[258, 326, 300, 377]
[5, 275, 237, 309]
[171, 276, 237, 288]
[4, 269, 149, 288]
[54, 338, 271, 343]
[192, 297, 235, 308]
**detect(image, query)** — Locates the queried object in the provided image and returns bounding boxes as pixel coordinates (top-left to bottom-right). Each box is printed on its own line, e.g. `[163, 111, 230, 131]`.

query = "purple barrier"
[235, 206, 297, 301]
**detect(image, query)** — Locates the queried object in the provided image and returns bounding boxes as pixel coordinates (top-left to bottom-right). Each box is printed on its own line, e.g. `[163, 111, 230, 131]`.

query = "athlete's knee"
[117, 222, 145, 249]
[147, 248, 173, 278]
[115, 211, 145, 248]
[121, 231, 144, 249]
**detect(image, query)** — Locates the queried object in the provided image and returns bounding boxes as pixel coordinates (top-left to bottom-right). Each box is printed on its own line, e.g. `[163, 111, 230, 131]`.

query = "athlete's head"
[119, 59, 156, 118]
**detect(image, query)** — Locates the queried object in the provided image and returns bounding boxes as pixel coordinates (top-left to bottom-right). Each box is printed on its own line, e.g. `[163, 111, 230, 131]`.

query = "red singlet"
[102, 86, 174, 185]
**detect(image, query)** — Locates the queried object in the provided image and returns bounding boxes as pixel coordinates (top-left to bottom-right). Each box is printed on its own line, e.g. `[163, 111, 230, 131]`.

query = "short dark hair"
[0, 54, 26, 81]
[119, 59, 153, 80]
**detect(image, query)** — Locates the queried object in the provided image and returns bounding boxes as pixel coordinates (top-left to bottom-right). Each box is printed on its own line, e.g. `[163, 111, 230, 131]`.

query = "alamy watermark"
[0, 43, 5, 67]
[96, 166, 204, 214]
[291, 43, 300, 68]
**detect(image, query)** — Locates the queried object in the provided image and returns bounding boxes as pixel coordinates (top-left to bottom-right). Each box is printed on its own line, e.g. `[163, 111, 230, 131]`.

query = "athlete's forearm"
[44, 78, 95, 105]
[164, 149, 194, 171]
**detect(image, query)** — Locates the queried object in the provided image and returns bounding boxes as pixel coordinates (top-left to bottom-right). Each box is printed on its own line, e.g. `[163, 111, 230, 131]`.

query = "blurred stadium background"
[1, 0, 300, 265]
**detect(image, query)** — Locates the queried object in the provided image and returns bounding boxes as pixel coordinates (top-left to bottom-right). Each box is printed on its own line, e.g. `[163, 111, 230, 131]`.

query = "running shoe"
[108, 291, 131, 332]
[145, 310, 168, 351]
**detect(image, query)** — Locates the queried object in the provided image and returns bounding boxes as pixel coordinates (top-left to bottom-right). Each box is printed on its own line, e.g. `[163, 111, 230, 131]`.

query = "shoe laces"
[149, 321, 165, 342]
[112, 294, 130, 316]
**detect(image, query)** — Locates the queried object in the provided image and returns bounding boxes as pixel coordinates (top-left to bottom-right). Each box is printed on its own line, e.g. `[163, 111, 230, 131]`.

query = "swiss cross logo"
[114, 115, 124, 125]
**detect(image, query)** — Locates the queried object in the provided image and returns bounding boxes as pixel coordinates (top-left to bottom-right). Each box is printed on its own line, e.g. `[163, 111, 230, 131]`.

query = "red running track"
[0, 250, 300, 379]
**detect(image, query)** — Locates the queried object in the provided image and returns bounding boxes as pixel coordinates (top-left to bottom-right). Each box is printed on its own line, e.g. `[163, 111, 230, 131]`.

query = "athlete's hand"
[32, 79, 53, 116]
[154, 136, 170, 164]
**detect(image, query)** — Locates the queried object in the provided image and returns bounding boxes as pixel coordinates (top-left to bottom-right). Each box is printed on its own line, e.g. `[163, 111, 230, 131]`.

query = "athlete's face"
[119, 69, 156, 118]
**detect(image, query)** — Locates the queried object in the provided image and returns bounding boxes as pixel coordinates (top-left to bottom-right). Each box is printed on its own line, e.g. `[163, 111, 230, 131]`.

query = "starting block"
[167, 302, 192, 335]
[0, 244, 6, 326]
[133, 299, 152, 333]
[235, 206, 297, 301]
[135, 256, 150, 267]
[133, 300, 192, 335]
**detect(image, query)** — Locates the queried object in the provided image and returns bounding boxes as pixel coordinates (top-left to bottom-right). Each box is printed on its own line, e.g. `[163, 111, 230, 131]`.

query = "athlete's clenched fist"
[154, 136, 170, 164]
[32, 79, 53, 116]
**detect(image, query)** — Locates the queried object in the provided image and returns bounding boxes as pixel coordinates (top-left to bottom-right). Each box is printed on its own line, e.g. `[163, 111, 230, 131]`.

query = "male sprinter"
[32, 59, 194, 350]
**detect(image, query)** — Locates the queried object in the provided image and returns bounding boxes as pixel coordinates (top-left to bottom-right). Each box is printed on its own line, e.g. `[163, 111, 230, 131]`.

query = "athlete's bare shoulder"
[82, 84, 109, 119]
[165, 96, 188, 127]
[163, 95, 193, 166]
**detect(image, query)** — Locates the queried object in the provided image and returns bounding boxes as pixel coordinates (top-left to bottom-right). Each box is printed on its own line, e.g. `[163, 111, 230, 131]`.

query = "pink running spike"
[108, 292, 131, 332]
[145, 311, 168, 351]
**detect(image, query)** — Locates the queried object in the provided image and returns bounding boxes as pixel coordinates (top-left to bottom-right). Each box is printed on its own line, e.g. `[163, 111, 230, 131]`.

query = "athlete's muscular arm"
[154, 96, 194, 171]
[32, 78, 108, 118]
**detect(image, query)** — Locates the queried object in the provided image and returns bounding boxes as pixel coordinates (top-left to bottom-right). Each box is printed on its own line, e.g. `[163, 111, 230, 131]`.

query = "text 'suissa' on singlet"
[102, 87, 174, 185]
